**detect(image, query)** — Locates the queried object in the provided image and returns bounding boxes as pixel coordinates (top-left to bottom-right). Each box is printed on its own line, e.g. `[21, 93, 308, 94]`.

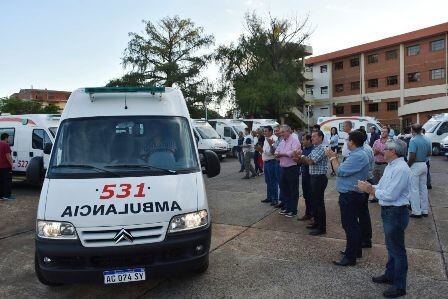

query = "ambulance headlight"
[168, 210, 208, 234]
[37, 220, 78, 239]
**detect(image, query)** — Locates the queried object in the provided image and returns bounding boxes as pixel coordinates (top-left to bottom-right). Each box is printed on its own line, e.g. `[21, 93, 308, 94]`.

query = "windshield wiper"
[51, 164, 122, 177]
[105, 164, 177, 174]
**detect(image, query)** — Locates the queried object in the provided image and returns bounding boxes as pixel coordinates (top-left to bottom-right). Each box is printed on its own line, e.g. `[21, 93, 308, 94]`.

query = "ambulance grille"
[78, 223, 167, 247]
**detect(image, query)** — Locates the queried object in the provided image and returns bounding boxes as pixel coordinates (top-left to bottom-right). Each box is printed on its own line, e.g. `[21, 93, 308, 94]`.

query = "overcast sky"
[1, 0, 447, 100]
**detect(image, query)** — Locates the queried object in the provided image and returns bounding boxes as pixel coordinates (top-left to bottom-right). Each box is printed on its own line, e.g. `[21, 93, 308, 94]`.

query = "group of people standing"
[237, 120, 432, 298]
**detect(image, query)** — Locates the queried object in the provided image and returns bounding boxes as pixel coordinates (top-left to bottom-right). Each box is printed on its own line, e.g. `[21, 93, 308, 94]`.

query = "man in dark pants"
[358, 139, 411, 298]
[296, 134, 314, 221]
[327, 131, 370, 266]
[360, 130, 374, 248]
[0, 133, 14, 201]
[297, 130, 328, 235]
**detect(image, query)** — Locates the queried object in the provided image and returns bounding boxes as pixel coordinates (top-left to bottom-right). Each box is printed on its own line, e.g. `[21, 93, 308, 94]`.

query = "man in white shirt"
[261, 126, 279, 205]
[341, 121, 353, 159]
[242, 127, 256, 179]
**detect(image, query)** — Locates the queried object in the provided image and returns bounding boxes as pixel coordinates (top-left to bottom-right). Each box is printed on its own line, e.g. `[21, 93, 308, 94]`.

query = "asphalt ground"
[1, 156, 448, 298]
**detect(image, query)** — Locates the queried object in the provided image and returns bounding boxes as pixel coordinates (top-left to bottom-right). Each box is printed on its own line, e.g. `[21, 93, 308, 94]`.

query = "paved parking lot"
[1, 157, 448, 298]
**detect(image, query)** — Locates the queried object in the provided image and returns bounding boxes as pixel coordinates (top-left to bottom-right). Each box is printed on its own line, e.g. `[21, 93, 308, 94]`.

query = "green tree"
[215, 13, 310, 121]
[0, 97, 60, 114]
[108, 15, 215, 111]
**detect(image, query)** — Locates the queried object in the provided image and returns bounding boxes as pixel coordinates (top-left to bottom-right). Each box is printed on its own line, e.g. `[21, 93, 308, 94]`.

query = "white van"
[0, 114, 59, 177]
[422, 113, 448, 155]
[192, 120, 229, 160]
[242, 119, 279, 132]
[33, 87, 220, 286]
[208, 119, 248, 157]
[317, 116, 382, 145]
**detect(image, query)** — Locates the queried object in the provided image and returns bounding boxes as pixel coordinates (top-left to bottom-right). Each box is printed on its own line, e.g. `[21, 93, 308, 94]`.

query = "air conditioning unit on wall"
[362, 96, 369, 101]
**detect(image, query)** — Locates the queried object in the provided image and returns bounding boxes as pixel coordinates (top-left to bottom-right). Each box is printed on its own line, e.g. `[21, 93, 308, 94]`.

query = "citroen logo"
[113, 228, 134, 244]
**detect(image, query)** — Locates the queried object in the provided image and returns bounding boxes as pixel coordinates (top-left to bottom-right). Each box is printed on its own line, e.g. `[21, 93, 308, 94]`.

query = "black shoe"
[278, 209, 288, 215]
[309, 229, 326, 236]
[284, 212, 297, 218]
[372, 275, 393, 285]
[242, 176, 250, 179]
[333, 257, 356, 266]
[410, 214, 422, 218]
[238, 170, 244, 173]
[362, 241, 372, 248]
[383, 286, 406, 298]
[270, 201, 278, 206]
[250, 173, 257, 178]
[422, 213, 428, 217]
[340, 250, 362, 259]
[306, 224, 318, 230]
[261, 199, 270, 203]
[274, 203, 284, 209]
[427, 185, 432, 190]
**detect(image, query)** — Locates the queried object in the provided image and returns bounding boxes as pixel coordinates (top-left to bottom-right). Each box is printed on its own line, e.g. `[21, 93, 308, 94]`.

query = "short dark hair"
[343, 120, 353, 129]
[313, 124, 321, 130]
[349, 130, 365, 147]
[312, 130, 324, 141]
[264, 126, 273, 132]
[411, 123, 422, 134]
[244, 127, 250, 133]
[355, 129, 368, 143]
[303, 134, 312, 142]
[383, 126, 390, 134]
[1, 133, 9, 141]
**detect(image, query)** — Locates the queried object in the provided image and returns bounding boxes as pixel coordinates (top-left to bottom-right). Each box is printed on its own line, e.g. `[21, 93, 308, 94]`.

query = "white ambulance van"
[242, 119, 279, 132]
[0, 114, 59, 177]
[192, 120, 230, 159]
[33, 87, 220, 285]
[208, 119, 248, 157]
[422, 113, 448, 155]
[317, 116, 382, 145]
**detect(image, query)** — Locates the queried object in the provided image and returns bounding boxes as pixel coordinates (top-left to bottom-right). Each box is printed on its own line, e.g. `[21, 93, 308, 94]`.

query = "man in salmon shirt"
[275, 125, 301, 218]
[0, 133, 14, 201]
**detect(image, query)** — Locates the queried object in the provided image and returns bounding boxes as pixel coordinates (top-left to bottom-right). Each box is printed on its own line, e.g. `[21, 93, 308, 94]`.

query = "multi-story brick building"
[10, 88, 71, 110]
[304, 22, 448, 130]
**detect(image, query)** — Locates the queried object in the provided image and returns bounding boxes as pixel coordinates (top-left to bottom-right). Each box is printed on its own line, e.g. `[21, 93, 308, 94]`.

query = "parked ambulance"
[422, 113, 448, 155]
[208, 119, 248, 157]
[317, 116, 382, 145]
[192, 119, 230, 159]
[0, 114, 59, 178]
[33, 87, 220, 286]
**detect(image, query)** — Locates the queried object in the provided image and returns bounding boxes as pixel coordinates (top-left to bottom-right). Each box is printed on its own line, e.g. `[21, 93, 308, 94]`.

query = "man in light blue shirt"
[358, 139, 411, 298]
[327, 130, 370, 266]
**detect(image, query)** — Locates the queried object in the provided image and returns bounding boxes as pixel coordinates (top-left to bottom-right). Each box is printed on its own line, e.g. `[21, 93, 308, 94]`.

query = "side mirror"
[231, 133, 236, 139]
[203, 150, 220, 178]
[43, 143, 52, 155]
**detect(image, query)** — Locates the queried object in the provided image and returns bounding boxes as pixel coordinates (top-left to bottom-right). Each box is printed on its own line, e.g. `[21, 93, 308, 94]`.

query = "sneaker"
[284, 212, 297, 218]
[278, 209, 288, 215]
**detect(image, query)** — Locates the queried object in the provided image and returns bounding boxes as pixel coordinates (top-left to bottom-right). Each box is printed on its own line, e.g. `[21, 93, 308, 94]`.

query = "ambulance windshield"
[48, 116, 200, 178]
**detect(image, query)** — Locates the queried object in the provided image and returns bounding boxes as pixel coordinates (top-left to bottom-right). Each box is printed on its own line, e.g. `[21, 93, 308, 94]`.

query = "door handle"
[29, 152, 34, 158]
[13, 151, 17, 157]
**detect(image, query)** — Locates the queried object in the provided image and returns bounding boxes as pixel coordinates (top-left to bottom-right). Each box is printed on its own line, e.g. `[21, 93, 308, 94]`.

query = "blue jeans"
[302, 173, 313, 216]
[279, 165, 299, 214]
[254, 151, 261, 173]
[237, 151, 244, 170]
[339, 192, 364, 260]
[264, 160, 279, 203]
[275, 162, 284, 204]
[382, 205, 409, 290]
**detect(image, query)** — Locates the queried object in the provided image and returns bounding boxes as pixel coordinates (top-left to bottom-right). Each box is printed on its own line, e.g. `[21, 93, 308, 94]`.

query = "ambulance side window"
[32, 129, 52, 150]
[0, 128, 15, 146]
[224, 127, 232, 137]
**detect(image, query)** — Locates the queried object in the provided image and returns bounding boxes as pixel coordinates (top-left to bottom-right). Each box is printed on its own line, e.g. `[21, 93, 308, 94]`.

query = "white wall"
[311, 62, 331, 100]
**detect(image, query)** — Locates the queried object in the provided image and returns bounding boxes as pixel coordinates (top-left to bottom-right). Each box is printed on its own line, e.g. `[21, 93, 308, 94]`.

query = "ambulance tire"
[34, 252, 63, 286]
[27, 157, 44, 186]
[194, 257, 209, 274]
[204, 150, 220, 178]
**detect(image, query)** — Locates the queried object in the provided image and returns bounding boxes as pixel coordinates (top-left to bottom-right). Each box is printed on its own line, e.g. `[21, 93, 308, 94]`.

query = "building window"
[351, 105, 360, 114]
[320, 65, 327, 73]
[430, 68, 445, 80]
[367, 54, 378, 64]
[335, 106, 344, 115]
[368, 103, 378, 112]
[351, 81, 360, 90]
[407, 72, 420, 82]
[334, 61, 343, 70]
[387, 75, 398, 85]
[387, 102, 398, 111]
[350, 57, 359, 67]
[407, 45, 420, 56]
[335, 84, 344, 92]
[305, 87, 313, 94]
[368, 78, 378, 88]
[321, 86, 328, 94]
[430, 39, 445, 51]
[386, 50, 398, 60]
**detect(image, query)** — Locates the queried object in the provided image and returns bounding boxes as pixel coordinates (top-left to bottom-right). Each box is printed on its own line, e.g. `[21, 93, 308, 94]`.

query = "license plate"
[103, 268, 145, 284]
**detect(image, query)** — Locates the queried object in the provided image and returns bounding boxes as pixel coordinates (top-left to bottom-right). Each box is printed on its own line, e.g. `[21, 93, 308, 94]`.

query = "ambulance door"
[0, 127, 17, 171]
[16, 125, 32, 172]
[30, 129, 52, 165]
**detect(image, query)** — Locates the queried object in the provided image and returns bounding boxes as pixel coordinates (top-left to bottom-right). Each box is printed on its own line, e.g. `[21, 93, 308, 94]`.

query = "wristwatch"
[301, 155, 305, 159]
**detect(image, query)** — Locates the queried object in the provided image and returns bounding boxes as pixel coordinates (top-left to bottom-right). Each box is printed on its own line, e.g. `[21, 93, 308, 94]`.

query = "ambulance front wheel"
[26, 157, 44, 186]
